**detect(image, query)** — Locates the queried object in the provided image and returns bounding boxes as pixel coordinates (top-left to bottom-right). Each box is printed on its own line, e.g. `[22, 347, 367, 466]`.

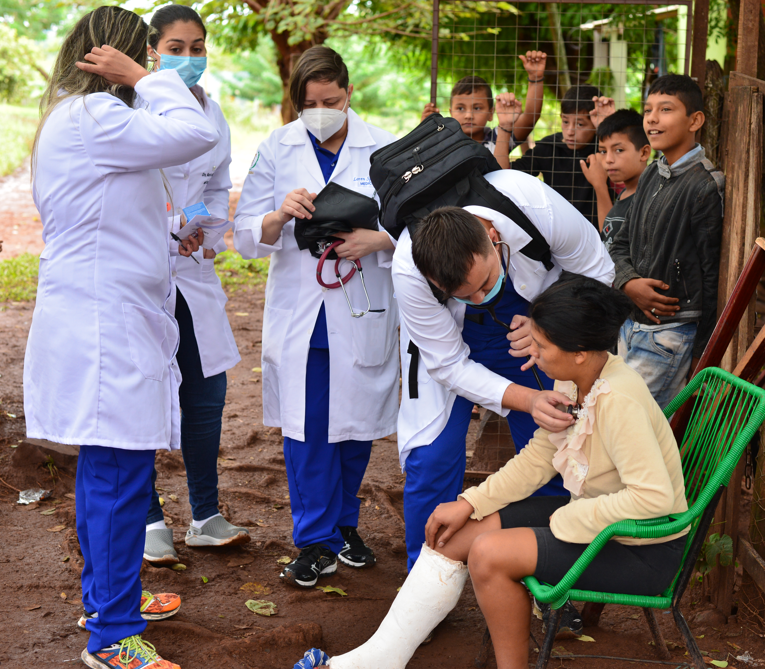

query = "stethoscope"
[463, 240, 546, 392]
[315, 240, 375, 318]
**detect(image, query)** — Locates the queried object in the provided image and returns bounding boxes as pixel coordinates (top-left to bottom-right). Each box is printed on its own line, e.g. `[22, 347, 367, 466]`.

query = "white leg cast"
[328, 544, 468, 669]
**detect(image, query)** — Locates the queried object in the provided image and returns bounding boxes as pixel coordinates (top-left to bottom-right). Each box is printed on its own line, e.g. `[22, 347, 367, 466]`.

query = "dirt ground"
[1, 163, 765, 668]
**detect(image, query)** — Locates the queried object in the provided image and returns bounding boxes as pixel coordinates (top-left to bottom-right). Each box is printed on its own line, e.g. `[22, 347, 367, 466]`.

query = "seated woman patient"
[299, 274, 689, 669]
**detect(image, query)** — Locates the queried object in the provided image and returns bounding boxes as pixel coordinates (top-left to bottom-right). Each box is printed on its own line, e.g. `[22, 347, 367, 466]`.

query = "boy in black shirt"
[511, 84, 615, 228]
[580, 109, 651, 249]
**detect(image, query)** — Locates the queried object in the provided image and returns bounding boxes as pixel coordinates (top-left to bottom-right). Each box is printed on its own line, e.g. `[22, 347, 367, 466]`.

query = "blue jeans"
[77, 445, 154, 651]
[618, 319, 697, 410]
[147, 289, 227, 524]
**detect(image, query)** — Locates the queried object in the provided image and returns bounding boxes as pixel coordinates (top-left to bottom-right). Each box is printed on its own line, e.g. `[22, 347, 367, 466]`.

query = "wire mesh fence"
[428, 0, 693, 228]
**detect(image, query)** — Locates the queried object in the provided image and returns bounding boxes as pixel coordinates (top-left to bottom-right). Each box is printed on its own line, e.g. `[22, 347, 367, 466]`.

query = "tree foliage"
[0, 23, 44, 102]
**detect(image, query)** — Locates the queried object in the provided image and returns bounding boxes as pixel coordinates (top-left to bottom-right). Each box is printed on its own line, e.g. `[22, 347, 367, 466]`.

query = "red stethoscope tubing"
[316, 240, 360, 289]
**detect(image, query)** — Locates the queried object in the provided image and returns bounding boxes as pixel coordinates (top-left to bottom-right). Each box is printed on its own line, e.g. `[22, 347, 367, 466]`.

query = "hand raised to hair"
[519, 51, 547, 80]
[589, 96, 616, 129]
[76, 44, 149, 89]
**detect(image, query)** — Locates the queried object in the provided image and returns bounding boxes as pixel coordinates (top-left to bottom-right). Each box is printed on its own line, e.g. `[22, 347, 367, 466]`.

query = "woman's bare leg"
[467, 528, 538, 669]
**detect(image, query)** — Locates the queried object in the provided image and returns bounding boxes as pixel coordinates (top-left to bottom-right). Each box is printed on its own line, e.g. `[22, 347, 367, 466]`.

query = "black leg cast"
[672, 604, 706, 669]
[474, 625, 492, 668]
[536, 607, 562, 669]
[643, 607, 671, 660]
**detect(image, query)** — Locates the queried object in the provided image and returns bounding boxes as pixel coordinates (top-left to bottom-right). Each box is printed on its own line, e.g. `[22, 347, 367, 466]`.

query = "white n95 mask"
[299, 95, 349, 142]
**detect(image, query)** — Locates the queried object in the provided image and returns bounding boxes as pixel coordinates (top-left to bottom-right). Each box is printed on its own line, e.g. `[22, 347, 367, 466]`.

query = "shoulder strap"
[465, 172, 554, 271]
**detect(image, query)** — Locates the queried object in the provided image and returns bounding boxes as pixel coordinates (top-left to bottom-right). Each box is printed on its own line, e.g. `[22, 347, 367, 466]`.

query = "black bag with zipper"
[369, 113, 553, 271]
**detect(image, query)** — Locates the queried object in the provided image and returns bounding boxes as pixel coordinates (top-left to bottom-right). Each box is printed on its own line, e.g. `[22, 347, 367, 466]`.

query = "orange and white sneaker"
[81, 635, 180, 669]
[77, 591, 181, 629]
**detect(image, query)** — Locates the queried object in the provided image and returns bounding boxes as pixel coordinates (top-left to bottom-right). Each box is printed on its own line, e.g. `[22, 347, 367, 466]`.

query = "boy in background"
[511, 84, 615, 228]
[421, 51, 547, 169]
[610, 74, 724, 409]
[580, 108, 651, 248]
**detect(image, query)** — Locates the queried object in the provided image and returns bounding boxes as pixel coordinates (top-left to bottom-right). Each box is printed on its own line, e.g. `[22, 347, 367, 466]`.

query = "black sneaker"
[338, 526, 376, 568]
[280, 543, 337, 588]
[535, 598, 584, 637]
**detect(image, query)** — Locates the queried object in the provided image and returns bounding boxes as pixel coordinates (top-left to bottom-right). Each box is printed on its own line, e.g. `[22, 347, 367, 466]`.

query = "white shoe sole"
[338, 553, 376, 568]
[142, 552, 179, 566]
[81, 649, 108, 669]
[184, 530, 251, 547]
[280, 561, 337, 588]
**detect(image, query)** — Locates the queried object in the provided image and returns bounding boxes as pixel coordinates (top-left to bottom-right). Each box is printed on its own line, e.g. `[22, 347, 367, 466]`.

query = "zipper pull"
[402, 170, 413, 183]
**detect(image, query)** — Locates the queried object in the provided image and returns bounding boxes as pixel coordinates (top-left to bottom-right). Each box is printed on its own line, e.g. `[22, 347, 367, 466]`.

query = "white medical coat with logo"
[234, 109, 399, 443]
[163, 87, 240, 378]
[393, 169, 615, 467]
[24, 70, 219, 450]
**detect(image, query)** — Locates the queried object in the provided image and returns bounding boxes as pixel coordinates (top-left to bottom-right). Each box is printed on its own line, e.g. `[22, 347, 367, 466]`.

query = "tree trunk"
[271, 31, 325, 125]
[546, 3, 571, 97]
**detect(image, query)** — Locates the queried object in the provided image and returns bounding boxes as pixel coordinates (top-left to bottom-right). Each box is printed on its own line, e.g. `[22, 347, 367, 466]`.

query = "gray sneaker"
[184, 515, 251, 547]
[143, 528, 179, 565]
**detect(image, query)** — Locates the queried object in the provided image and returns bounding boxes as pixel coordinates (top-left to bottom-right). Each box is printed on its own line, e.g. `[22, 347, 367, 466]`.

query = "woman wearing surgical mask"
[138, 5, 245, 567]
[234, 46, 399, 588]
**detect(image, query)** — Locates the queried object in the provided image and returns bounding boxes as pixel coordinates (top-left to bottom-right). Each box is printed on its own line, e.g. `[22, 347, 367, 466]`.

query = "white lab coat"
[24, 70, 219, 450]
[393, 169, 615, 466]
[234, 109, 399, 443]
[163, 87, 240, 378]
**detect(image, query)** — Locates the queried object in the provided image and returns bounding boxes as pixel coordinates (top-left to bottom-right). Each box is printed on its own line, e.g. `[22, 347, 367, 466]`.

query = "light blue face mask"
[159, 54, 207, 88]
[453, 243, 506, 306]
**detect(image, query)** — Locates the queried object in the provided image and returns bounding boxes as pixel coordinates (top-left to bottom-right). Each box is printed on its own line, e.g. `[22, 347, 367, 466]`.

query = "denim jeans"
[146, 289, 228, 524]
[618, 319, 697, 410]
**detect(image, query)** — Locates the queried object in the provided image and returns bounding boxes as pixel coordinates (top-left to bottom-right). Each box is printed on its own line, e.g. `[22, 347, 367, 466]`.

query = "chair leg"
[642, 608, 671, 660]
[581, 602, 606, 627]
[474, 625, 492, 668]
[536, 607, 562, 669]
[672, 604, 706, 669]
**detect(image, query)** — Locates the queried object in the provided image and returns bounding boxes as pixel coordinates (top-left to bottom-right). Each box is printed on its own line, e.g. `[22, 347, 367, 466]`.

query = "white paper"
[175, 215, 233, 249]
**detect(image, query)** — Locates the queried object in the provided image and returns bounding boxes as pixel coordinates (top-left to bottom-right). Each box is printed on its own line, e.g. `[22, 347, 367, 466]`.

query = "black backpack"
[369, 113, 553, 271]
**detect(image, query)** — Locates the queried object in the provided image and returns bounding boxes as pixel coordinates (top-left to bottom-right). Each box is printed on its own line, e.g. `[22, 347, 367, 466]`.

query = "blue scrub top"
[308, 131, 347, 349]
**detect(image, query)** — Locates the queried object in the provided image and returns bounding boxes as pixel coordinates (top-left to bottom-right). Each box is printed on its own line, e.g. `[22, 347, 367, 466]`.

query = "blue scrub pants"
[146, 289, 227, 524]
[403, 296, 565, 570]
[284, 342, 372, 556]
[77, 445, 155, 651]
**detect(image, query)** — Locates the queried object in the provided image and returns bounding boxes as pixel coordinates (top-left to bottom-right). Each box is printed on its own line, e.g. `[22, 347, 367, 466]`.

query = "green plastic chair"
[523, 367, 765, 669]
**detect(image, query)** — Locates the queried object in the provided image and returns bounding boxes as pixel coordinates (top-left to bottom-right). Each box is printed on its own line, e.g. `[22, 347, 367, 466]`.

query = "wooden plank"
[736, 0, 762, 78]
[691, 0, 710, 89]
[730, 72, 765, 97]
[739, 538, 765, 595]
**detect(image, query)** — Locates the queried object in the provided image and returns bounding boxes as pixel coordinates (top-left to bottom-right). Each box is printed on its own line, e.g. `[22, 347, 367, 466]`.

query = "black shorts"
[498, 496, 685, 596]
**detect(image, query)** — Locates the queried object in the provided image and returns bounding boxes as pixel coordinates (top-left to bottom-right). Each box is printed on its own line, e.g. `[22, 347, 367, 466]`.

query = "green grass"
[0, 253, 39, 302]
[0, 104, 38, 176]
[214, 250, 269, 292]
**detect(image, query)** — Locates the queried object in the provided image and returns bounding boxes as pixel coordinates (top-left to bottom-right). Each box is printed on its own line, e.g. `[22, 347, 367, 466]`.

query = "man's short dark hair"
[597, 109, 649, 150]
[647, 73, 703, 115]
[451, 76, 494, 108]
[560, 85, 602, 115]
[412, 207, 493, 295]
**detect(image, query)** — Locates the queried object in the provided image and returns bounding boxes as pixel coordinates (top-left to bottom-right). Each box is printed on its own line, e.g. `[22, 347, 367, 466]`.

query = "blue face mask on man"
[453, 242, 506, 306]
[159, 54, 207, 88]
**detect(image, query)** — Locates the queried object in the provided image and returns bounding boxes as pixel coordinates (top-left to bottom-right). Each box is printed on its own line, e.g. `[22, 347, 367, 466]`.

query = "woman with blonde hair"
[24, 6, 218, 668]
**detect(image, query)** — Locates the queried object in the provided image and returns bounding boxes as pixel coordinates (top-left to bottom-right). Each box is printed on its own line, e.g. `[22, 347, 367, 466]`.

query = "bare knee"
[467, 529, 537, 586]
[467, 533, 504, 584]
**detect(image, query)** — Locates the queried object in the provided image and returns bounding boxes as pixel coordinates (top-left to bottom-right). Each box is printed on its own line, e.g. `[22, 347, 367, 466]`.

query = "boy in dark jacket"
[610, 74, 724, 409]
[511, 84, 615, 228]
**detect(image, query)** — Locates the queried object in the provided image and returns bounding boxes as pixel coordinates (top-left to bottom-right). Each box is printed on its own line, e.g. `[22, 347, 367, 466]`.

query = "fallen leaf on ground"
[316, 585, 347, 596]
[251, 367, 262, 372]
[62, 556, 70, 563]
[276, 556, 292, 565]
[171, 563, 187, 571]
[158, 497, 165, 507]
[227, 556, 254, 567]
[47, 525, 66, 532]
[240, 582, 271, 596]
[40, 509, 56, 515]
[64, 493, 76, 500]
[708, 661, 728, 668]
[576, 635, 595, 643]
[235, 312, 249, 317]
[201, 576, 209, 584]
[60, 592, 67, 600]
[245, 599, 276, 616]
[26, 605, 40, 611]
[169, 494, 178, 502]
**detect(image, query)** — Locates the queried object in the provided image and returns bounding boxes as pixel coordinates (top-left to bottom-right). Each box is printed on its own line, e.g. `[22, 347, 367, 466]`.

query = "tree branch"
[240, 0, 266, 12]
[331, 2, 416, 26]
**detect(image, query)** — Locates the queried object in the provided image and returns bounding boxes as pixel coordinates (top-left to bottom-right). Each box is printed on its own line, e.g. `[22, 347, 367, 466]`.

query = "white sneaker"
[184, 515, 250, 547]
